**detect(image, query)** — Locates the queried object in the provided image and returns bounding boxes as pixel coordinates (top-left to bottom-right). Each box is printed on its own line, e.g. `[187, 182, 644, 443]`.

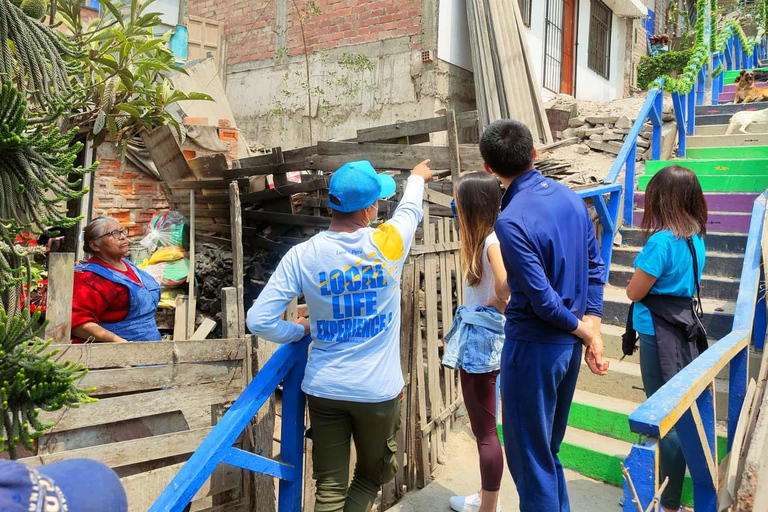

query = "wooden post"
[230, 182, 246, 337]
[75, 140, 94, 263]
[220, 287, 239, 338]
[446, 109, 462, 184]
[187, 190, 196, 337]
[173, 295, 189, 340]
[44, 253, 75, 344]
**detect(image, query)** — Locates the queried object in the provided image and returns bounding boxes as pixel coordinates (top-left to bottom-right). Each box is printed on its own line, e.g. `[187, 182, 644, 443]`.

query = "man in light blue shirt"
[247, 159, 432, 512]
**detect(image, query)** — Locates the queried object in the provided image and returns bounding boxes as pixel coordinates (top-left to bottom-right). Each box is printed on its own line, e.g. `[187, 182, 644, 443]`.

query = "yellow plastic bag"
[139, 246, 186, 269]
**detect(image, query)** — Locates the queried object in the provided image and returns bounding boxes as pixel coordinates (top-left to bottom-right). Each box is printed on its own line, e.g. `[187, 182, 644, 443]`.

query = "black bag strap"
[686, 237, 704, 318]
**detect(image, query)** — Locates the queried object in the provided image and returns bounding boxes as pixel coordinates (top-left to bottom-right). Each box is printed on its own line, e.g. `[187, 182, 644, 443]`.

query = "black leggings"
[460, 369, 504, 492]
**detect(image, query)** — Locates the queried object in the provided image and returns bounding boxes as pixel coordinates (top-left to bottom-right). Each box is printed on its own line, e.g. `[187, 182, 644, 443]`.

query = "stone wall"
[92, 143, 170, 238]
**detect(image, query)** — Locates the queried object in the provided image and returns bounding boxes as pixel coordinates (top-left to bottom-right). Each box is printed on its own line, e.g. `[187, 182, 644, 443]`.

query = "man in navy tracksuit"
[480, 120, 610, 512]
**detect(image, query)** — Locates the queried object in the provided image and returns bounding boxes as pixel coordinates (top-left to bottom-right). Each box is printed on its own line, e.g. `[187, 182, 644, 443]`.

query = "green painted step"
[639, 174, 768, 192]
[646, 159, 768, 175]
[687, 146, 768, 159]
[723, 67, 768, 83]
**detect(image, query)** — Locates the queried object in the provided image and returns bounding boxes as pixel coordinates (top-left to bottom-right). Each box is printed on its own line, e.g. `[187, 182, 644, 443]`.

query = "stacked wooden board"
[465, 0, 553, 144]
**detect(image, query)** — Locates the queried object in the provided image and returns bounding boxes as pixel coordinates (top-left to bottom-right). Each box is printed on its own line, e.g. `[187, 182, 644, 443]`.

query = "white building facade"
[437, 0, 650, 102]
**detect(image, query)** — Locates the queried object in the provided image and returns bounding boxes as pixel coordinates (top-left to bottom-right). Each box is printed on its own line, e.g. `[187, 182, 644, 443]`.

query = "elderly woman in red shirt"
[71, 217, 161, 343]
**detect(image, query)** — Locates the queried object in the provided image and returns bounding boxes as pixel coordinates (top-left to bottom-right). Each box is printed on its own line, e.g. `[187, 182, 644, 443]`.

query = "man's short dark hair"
[479, 119, 535, 178]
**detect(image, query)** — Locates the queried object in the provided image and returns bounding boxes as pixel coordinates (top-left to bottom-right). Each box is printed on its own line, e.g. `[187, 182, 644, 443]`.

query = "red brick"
[183, 150, 197, 160]
[96, 170, 119, 180]
[112, 181, 133, 195]
[106, 210, 131, 224]
[125, 223, 143, 237]
[136, 210, 158, 223]
[121, 171, 140, 180]
[122, 196, 146, 209]
[151, 198, 171, 210]
[135, 183, 158, 196]
[219, 129, 239, 142]
[184, 116, 208, 125]
[98, 158, 121, 171]
[95, 195, 119, 209]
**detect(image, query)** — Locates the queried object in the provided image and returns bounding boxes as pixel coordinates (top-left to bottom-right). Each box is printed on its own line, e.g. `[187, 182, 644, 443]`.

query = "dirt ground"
[385, 420, 624, 512]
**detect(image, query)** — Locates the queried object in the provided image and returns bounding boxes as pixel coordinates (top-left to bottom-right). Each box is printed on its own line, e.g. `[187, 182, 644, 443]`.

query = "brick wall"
[188, 0, 424, 67]
[92, 143, 170, 238]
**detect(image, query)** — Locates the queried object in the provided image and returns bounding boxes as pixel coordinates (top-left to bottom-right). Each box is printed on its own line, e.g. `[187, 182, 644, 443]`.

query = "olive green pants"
[307, 395, 401, 512]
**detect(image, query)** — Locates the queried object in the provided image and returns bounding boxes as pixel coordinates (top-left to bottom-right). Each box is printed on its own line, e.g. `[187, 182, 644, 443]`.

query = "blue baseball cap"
[328, 160, 397, 212]
[0, 459, 128, 512]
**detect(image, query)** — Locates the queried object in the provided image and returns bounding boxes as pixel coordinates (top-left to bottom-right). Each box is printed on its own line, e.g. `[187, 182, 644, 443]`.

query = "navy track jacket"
[495, 169, 606, 344]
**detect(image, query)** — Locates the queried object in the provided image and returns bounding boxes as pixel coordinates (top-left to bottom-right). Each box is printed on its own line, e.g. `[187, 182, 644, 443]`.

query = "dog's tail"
[726, 120, 736, 135]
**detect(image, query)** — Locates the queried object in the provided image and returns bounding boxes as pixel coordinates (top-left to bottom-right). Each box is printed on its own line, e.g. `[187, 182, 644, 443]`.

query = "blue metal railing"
[149, 337, 311, 512]
[622, 192, 767, 512]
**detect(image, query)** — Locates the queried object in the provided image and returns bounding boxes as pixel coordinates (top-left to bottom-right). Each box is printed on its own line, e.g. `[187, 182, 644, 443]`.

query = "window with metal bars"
[588, 0, 612, 79]
[518, 0, 532, 26]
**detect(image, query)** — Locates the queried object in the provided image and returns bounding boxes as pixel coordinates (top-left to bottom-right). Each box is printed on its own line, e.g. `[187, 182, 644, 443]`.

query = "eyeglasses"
[95, 228, 129, 241]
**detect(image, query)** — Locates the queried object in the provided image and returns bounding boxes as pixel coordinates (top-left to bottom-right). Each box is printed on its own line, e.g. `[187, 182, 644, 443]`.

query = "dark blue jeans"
[639, 333, 686, 510]
[500, 339, 582, 512]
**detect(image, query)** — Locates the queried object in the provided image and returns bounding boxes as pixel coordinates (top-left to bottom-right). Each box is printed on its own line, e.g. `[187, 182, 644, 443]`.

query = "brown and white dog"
[735, 70, 768, 103]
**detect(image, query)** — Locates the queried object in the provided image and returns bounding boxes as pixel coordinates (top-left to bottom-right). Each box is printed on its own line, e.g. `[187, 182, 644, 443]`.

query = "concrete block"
[584, 126, 607, 136]
[615, 115, 633, 130]
[589, 133, 603, 142]
[586, 140, 622, 155]
[568, 117, 586, 128]
[601, 130, 623, 142]
[636, 137, 651, 149]
[562, 128, 579, 139]
[575, 145, 591, 155]
[585, 115, 619, 125]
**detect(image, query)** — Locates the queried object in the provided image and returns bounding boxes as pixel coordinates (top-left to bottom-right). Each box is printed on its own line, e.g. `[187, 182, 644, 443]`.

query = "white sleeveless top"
[464, 232, 500, 308]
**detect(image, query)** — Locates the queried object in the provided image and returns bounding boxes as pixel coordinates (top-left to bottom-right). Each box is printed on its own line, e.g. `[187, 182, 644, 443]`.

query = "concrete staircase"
[558, 100, 767, 506]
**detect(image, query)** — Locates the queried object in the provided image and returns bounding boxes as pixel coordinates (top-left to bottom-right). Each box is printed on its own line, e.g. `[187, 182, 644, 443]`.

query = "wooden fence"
[147, 111, 480, 509]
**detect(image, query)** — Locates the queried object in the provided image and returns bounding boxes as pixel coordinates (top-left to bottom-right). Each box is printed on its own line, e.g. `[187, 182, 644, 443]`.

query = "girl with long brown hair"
[443, 172, 509, 512]
[625, 165, 708, 512]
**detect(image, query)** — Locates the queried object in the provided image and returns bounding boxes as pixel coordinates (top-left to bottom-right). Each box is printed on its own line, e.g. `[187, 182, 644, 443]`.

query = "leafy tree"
[57, 0, 212, 155]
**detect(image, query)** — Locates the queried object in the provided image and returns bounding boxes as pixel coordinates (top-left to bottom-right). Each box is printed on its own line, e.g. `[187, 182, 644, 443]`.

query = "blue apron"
[76, 259, 162, 342]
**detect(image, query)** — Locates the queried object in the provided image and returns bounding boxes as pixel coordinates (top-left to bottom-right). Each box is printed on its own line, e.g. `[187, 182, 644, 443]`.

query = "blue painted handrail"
[604, 85, 663, 227]
[622, 192, 768, 512]
[149, 336, 311, 512]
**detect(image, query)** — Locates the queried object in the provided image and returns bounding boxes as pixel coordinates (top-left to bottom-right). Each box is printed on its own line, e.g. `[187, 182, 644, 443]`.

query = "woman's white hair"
[82, 217, 119, 254]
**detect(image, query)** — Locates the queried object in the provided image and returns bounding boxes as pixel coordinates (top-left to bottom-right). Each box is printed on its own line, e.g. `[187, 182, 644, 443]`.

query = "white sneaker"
[448, 492, 502, 512]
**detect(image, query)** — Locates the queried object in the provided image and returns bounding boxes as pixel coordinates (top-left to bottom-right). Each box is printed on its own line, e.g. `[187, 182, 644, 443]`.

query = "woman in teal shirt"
[626, 165, 707, 512]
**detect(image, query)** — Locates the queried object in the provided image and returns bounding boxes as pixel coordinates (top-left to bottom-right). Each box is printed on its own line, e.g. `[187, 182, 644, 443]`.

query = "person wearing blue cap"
[0, 458, 128, 511]
[247, 159, 433, 512]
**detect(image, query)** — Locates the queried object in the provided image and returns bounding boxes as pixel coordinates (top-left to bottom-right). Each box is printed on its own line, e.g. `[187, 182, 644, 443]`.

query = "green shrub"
[637, 49, 694, 90]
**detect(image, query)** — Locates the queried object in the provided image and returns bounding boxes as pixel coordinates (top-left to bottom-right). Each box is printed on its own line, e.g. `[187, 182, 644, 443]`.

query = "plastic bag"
[139, 246, 186, 267]
[142, 258, 190, 288]
[140, 211, 188, 251]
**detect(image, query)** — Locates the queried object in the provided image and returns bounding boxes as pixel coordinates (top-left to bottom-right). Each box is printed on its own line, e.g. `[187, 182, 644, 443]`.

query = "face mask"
[367, 204, 378, 227]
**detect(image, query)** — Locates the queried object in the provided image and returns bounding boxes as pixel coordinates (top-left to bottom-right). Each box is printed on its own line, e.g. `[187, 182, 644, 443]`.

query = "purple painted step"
[722, 81, 768, 93]
[635, 192, 759, 213]
[634, 211, 751, 233]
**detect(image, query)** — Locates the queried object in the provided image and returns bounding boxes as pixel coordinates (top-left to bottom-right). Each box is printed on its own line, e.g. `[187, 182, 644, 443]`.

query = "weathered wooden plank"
[175, 295, 190, 341]
[166, 180, 236, 190]
[47, 339, 247, 368]
[189, 190, 197, 337]
[410, 241, 461, 255]
[38, 382, 242, 432]
[355, 111, 479, 142]
[413, 257, 430, 486]
[80, 361, 243, 396]
[439, 219, 455, 432]
[171, 179, 327, 204]
[21, 426, 215, 469]
[446, 110, 462, 185]
[188, 154, 230, 179]
[121, 460, 241, 512]
[191, 319, 218, 340]
[399, 261, 417, 491]
[141, 125, 194, 182]
[221, 288, 239, 339]
[308, 145, 452, 171]
[45, 253, 75, 344]
[243, 210, 331, 228]
[222, 161, 306, 180]
[230, 183, 246, 338]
